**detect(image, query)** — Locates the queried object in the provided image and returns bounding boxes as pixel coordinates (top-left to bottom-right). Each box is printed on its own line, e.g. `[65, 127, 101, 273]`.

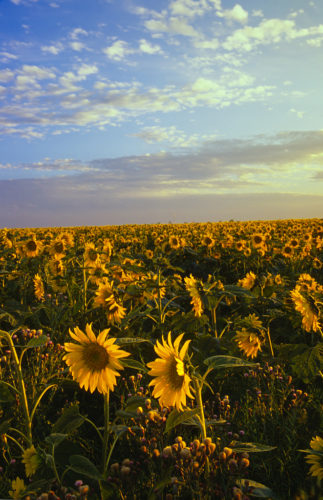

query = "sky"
[0, 0, 322, 228]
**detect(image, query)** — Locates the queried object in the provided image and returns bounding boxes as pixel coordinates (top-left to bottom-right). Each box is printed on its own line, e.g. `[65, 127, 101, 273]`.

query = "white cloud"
[0, 69, 15, 83]
[138, 39, 163, 54]
[41, 43, 64, 55]
[77, 64, 98, 77]
[69, 41, 86, 52]
[103, 40, 135, 60]
[70, 28, 88, 39]
[220, 4, 248, 24]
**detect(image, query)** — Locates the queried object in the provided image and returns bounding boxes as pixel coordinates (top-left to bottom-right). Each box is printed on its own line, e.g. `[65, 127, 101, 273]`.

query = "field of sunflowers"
[0, 219, 322, 500]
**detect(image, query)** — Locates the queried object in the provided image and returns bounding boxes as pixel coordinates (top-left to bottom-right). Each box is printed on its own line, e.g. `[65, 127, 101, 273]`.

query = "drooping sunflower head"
[63, 323, 130, 394]
[290, 288, 320, 333]
[238, 271, 256, 290]
[234, 328, 263, 359]
[147, 332, 193, 411]
[33, 274, 45, 301]
[305, 435, 323, 481]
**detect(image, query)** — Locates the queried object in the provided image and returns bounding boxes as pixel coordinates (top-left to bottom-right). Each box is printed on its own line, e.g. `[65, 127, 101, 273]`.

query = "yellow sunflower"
[305, 436, 323, 481]
[33, 274, 45, 301]
[184, 274, 203, 317]
[21, 237, 42, 258]
[290, 288, 320, 333]
[94, 279, 126, 323]
[147, 332, 194, 411]
[169, 235, 181, 250]
[238, 271, 256, 290]
[49, 237, 66, 259]
[234, 328, 262, 359]
[64, 323, 130, 394]
[84, 242, 100, 268]
[22, 444, 40, 477]
[9, 477, 26, 500]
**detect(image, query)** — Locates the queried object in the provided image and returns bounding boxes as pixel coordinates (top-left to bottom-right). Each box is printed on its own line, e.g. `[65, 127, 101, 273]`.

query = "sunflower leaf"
[165, 408, 201, 433]
[204, 355, 258, 370]
[69, 454, 103, 480]
[24, 335, 48, 349]
[52, 404, 85, 434]
[121, 358, 148, 372]
[230, 441, 276, 453]
[236, 479, 278, 499]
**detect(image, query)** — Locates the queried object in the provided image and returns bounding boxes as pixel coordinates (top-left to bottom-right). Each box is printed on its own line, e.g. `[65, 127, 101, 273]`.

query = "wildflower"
[33, 274, 45, 301]
[305, 436, 323, 481]
[147, 332, 193, 411]
[9, 477, 26, 499]
[22, 444, 40, 477]
[63, 323, 130, 394]
[234, 328, 262, 359]
[291, 288, 320, 333]
[202, 234, 214, 248]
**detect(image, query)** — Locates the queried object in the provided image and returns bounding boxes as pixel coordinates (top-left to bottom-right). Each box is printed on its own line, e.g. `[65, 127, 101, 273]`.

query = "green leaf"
[0, 419, 11, 434]
[230, 441, 276, 453]
[204, 355, 258, 370]
[165, 408, 200, 433]
[0, 381, 16, 403]
[45, 433, 67, 448]
[205, 418, 226, 428]
[125, 395, 147, 412]
[121, 358, 148, 372]
[290, 342, 323, 383]
[236, 479, 278, 499]
[52, 404, 85, 434]
[25, 334, 48, 349]
[69, 454, 103, 480]
[111, 424, 129, 437]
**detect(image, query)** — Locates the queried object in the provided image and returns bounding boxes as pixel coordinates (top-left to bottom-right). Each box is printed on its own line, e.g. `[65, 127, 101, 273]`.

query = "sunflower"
[9, 477, 26, 500]
[21, 237, 42, 258]
[234, 328, 263, 359]
[282, 244, 293, 258]
[84, 242, 100, 268]
[49, 237, 66, 259]
[169, 235, 181, 250]
[147, 332, 193, 411]
[64, 323, 130, 394]
[88, 261, 108, 286]
[238, 271, 256, 290]
[22, 445, 40, 477]
[33, 274, 45, 301]
[184, 274, 204, 317]
[290, 288, 320, 333]
[202, 234, 215, 248]
[305, 436, 323, 481]
[94, 279, 126, 323]
[251, 233, 265, 248]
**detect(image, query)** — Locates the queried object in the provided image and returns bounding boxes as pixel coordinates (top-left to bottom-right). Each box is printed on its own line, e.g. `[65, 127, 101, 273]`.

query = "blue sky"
[0, 0, 322, 227]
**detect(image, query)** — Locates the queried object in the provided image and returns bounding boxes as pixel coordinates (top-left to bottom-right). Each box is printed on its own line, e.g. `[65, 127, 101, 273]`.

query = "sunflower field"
[0, 219, 322, 500]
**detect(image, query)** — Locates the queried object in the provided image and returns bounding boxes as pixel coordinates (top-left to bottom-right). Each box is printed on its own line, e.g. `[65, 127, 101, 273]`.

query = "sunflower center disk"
[169, 356, 185, 389]
[82, 343, 110, 371]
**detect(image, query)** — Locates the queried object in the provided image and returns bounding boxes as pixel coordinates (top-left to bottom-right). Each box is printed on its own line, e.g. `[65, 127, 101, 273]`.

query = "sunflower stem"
[266, 326, 274, 357]
[102, 390, 110, 473]
[0, 329, 32, 447]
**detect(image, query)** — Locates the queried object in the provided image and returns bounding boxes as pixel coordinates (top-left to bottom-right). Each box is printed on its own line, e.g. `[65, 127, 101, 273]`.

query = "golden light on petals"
[63, 323, 130, 394]
[147, 332, 193, 411]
